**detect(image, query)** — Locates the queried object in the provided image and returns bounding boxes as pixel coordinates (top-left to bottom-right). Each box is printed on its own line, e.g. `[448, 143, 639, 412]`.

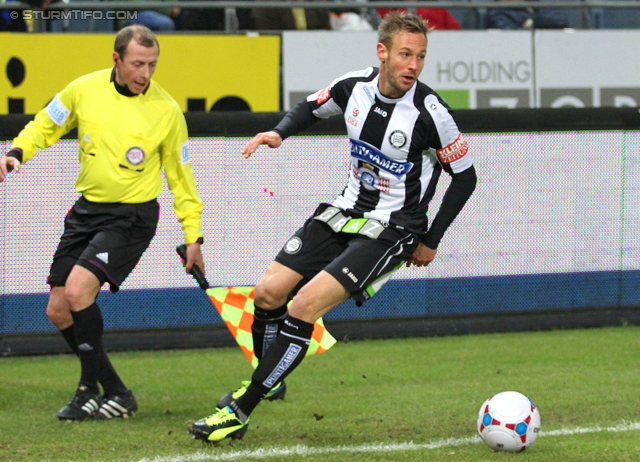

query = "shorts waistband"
[313, 206, 386, 239]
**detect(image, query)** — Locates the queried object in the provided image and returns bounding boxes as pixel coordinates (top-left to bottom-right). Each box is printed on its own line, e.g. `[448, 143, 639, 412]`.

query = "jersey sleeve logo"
[46, 94, 71, 127]
[316, 86, 331, 104]
[437, 134, 469, 164]
[181, 141, 190, 164]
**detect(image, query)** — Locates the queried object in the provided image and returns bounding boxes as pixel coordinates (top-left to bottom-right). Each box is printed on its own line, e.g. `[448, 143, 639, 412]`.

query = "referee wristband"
[6, 148, 23, 163]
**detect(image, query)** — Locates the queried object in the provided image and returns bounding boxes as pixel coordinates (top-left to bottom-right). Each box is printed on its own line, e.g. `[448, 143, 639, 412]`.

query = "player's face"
[113, 40, 159, 94]
[377, 31, 427, 98]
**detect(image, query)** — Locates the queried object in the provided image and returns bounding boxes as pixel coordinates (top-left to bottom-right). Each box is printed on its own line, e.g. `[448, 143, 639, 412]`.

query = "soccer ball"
[477, 391, 541, 452]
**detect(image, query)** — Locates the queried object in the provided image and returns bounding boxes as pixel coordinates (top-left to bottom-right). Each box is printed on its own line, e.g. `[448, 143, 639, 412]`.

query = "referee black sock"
[252, 304, 288, 360]
[60, 325, 79, 355]
[60, 325, 128, 396]
[70, 303, 103, 396]
[235, 314, 313, 417]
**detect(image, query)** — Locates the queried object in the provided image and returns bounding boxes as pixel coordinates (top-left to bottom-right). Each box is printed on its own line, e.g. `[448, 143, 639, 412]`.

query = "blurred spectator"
[485, 0, 569, 29]
[177, 1, 253, 31]
[1, 0, 58, 31]
[1, 0, 27, 31]
[252, 0, 330, 30]
[377, 0, 461, 30]
[329, 10, 374, 31]
[329, 1, 380, 31]
[119, 0, 180, 31]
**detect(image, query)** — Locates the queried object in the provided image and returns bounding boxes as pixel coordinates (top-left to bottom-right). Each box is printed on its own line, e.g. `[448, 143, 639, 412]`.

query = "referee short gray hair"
[114, 25, 159, 59]
[378, 11, 430, 50]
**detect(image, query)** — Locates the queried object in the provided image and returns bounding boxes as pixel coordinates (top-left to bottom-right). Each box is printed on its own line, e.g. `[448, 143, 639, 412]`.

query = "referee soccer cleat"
[57, 385, 102, 421]
[190, 406, 249, 443]
[216, 380, 287, 409]
[93, 390, 138, 419]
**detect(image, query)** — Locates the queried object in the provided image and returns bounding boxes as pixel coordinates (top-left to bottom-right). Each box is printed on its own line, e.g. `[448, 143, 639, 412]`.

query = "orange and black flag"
[206, 286, 337, 368]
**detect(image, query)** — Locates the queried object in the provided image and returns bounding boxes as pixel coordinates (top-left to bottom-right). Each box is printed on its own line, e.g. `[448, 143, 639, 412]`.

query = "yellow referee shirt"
[12, 68, 203, 244]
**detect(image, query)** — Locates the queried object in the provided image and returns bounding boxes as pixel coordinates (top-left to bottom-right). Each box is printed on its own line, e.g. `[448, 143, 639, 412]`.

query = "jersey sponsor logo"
[348, 107, 362, 128]
[363, 86, 376, 104]
[126, 147, 145, 166]
[283, 236, 302, 254]
[263, 343, 302, 388]
[389, 130, 407, 149]
[374, 107, 387, 117]
[316, 86, 331, 104]
[350, 139, 413, 179]
[353, 165, 390, 193]
[181, 142, 190, 164]
[46, 94, 71, 127]
[437, 134, 469, 164]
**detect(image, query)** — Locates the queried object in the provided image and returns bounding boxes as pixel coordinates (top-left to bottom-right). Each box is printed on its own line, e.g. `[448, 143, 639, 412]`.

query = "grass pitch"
[1, 326, 640, 461]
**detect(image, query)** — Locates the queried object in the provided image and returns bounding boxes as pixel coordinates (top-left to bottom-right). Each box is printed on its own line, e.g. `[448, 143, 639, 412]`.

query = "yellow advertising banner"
[0, 33, 280, 114]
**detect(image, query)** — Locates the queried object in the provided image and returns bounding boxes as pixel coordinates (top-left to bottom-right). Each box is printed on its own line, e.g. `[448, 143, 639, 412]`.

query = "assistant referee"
[0, 25, 205, 421]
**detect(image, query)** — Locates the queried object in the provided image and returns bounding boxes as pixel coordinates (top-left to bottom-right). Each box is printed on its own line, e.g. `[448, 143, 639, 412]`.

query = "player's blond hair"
[114, 25, 159, 59]
[378, 11, 430, 50]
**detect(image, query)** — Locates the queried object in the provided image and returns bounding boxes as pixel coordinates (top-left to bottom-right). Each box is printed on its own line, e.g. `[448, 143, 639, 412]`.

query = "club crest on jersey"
[126, 146, 145, 166]
[350, 139, 413, 179]
[437, 134, 469, 164]
[389, 130, 407, 149]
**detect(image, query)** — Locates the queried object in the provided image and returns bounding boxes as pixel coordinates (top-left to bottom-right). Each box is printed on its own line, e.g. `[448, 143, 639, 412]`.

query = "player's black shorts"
[275, 203, 419, 304]
[48, 196, 159, 292]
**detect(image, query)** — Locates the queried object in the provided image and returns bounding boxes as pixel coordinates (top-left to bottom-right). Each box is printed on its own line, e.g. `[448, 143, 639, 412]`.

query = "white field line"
[137, 421, 640, 462]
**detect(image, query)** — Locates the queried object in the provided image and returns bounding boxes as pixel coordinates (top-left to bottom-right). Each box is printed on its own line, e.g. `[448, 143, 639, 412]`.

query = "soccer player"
[0, 25, 205, 421]
[190, 11, 477, 443]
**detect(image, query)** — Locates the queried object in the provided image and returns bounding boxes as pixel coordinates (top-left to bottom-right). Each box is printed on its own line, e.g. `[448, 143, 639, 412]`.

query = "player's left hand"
[406, 243, 437, 267]
[183, 242, 205, 276]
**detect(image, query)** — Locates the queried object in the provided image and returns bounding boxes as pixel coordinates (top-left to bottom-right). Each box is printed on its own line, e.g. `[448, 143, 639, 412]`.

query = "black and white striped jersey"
[274, 66, 476, 247]
[305, 67, 474, 236]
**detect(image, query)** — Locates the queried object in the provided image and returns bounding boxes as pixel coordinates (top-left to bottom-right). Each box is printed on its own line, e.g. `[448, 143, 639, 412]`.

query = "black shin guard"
[252, 304, 288, 360]
[235, 315, 313, 416]
[70, 303, 103, 395]
[60, 324, 127, 395]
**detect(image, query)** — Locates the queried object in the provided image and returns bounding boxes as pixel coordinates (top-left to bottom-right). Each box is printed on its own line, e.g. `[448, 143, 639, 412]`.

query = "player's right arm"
[242, 69, 362, 157]
[241, 131, 283, 158]
[0, 154, 22, 182]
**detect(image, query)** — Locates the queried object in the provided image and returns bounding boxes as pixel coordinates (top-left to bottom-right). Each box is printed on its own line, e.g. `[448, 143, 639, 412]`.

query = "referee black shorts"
[275, 203, 419, 305]
[47, 196, 159, 292]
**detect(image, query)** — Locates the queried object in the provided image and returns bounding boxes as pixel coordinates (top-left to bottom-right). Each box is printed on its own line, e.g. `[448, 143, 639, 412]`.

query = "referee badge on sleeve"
[181, 142, 190, 164]
[126, 146, 146, 165]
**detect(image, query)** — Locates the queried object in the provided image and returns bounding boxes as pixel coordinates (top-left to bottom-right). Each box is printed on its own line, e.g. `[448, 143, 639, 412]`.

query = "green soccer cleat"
[216, 380, 287, 409]
[190, 406, 249, 442]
